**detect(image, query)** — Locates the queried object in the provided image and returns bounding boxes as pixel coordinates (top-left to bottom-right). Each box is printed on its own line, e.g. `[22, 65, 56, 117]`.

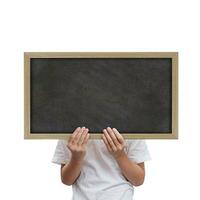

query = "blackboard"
[24, 52, 178, 139]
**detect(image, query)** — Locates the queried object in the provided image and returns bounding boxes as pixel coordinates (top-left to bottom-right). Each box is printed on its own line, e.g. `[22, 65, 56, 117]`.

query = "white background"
[0, 0, 199, 199]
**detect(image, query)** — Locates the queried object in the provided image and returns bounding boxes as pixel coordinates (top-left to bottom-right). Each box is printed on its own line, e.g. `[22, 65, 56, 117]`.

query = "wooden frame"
[24, 52, 178, 139]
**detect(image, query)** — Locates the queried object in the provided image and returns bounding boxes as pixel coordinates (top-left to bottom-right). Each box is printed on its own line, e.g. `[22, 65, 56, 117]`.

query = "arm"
[60, 157, 84, 185]
[102, 127, 145, 186]
[61, 126, 90, 185]
[115, 152, 145, 186]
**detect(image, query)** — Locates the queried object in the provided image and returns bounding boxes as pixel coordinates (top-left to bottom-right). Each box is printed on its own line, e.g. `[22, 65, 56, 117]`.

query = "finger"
[68, 127, 81, 144]
[73, 126, 85, 144]
[102, 134, 112, 152]
[112, 128, 124, 144]
[103, 128, 117, 151]
[78, 128, 89, 145]
[82, 133, 90, 146]
[106, 127, 120, 147]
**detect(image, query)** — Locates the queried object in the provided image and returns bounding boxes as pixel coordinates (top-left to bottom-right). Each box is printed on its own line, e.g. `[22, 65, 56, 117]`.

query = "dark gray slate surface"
[30, 58, 172, 134]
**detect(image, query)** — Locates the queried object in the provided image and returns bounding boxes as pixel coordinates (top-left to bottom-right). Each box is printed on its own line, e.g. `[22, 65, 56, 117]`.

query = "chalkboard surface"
[24, 52, 178, 139]
[31, 58, 172, 132]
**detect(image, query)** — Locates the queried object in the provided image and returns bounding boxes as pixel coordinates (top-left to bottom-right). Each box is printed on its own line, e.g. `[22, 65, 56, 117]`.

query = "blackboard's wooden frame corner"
[24, 130, 31, 140]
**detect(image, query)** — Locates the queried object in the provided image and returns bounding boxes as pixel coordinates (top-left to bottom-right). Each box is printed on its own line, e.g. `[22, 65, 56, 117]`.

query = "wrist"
[71, 155, 85, 164]
[114, 150, 127, 161]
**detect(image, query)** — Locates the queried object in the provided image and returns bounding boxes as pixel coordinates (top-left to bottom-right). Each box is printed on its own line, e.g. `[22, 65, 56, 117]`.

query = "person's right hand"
[67, 126, 90, 162]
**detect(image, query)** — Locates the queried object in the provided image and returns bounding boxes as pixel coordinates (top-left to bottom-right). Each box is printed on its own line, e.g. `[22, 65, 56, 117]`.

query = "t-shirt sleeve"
[125, 139, 151, 164]
[51, 140, 71, 165]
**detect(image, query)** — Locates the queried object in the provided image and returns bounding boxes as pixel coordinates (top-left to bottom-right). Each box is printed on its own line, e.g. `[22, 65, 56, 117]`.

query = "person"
[52, 126, 151, 200]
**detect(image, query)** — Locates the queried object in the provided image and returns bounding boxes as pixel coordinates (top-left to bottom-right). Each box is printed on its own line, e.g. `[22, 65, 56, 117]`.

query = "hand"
[67, 126, 90, 162]
[101, 127, 126, 159]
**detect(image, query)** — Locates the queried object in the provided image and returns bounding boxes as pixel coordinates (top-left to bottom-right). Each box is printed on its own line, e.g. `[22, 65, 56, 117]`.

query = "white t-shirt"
[52, 139, 151, 200]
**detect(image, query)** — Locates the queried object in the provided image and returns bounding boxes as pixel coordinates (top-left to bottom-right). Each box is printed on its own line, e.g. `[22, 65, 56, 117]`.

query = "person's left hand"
[101, 127, 126, 159]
